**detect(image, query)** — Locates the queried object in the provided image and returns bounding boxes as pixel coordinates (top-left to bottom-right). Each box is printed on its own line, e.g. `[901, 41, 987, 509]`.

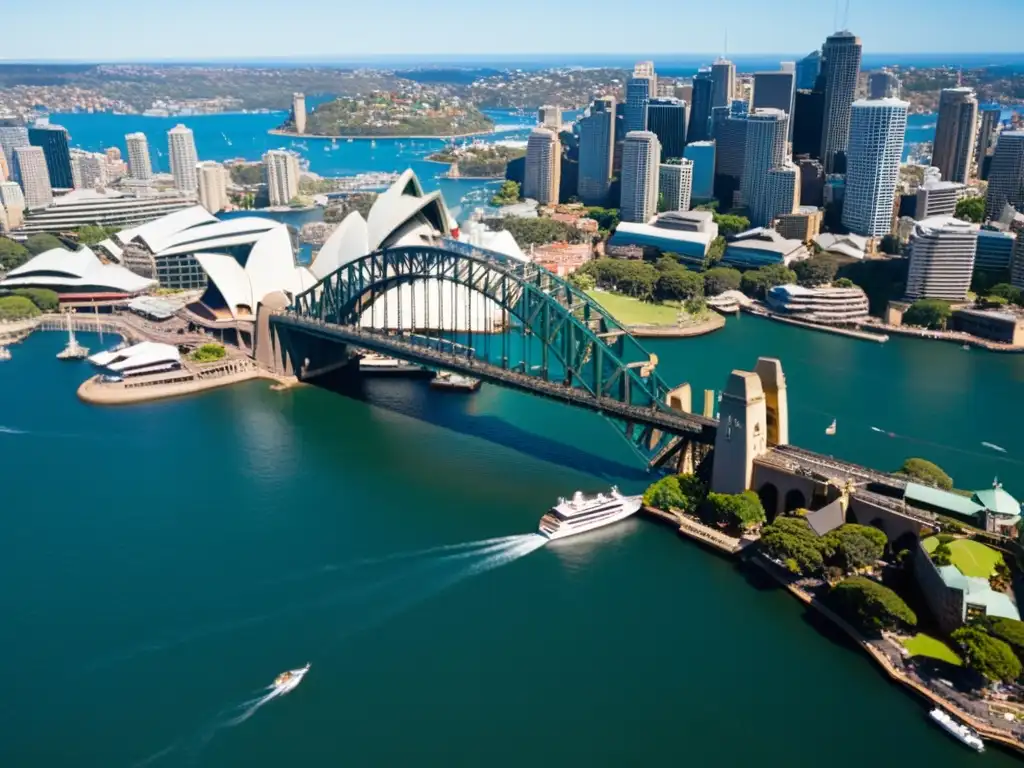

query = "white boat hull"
[273, 664, 310, 695]
[929, 708, 984, 752]
[539, 496, 642, 541]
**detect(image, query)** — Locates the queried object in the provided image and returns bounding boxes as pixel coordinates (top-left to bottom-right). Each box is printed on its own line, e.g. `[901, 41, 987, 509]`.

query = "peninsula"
[427, 143, 526, 178]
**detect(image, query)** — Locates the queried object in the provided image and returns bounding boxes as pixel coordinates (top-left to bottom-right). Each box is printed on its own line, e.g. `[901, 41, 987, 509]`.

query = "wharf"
[640, 506, 757, 556]
[627, 312, 725, 338]
[742, 305, 889, 343]
[856, 321, 1024, 353]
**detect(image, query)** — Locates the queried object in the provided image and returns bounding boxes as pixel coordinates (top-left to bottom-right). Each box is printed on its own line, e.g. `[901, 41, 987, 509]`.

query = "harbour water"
[2, 317, 1023, 766]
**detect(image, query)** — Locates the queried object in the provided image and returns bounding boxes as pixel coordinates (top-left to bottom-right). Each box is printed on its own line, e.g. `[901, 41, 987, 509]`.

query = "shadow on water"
[306, 365, 651, 483]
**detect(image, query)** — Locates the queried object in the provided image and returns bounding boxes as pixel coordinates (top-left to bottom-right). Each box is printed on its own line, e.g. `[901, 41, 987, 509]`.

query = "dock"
[640, 506, 758, 557]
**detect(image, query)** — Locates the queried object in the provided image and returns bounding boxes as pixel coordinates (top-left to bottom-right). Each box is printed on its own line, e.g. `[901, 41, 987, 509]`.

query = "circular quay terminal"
[1, 5, 1024, 766]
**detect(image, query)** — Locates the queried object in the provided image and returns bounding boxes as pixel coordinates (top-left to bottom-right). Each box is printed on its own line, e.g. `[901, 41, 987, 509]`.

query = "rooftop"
[905, 482, 983, 518]
[974, 484, 1021, 517]
[853, 97, 910, 108]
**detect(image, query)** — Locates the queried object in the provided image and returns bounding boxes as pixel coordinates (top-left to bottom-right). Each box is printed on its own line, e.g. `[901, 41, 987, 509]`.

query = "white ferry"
[538, 487, 642, 541]
[928, 707, 984, 752]
[358, 353, 431, 377]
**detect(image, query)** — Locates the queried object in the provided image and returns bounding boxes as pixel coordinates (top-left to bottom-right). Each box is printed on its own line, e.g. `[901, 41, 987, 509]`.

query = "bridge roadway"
[273, 314, 719, 442]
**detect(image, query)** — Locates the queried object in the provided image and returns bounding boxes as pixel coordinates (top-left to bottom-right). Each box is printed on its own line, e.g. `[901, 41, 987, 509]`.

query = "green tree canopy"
[954, 196, 986, 224]
[189, 343, 227, 363]
[643, 474, 707, 514]
[584, 207, 620, 231]
[931, 542, 954, 566]
[569, 271, 596, 291]
[896, 457, 953, 490]
[714, 212, 750, 237]
[490, 180, 521, 207]
[834, 277, 855, 288]
[704, 236, 726, 268]
[823, 524, 887, 573]
[793, 255, 839, 287]
[983, 617, 1024, 662]
[903, 298, 952, 330]
[703, 266, 742, 296]
[952, 626, 1022, 683]
[24, 234, 65, 256]
[988, 283, 1023, 305]
[10, 288, 59, 312]
[654, 260, 703, 301]
[704, 490, 766, 531]
[828, 576, 917, 633]
[483, 216, 586, 247]
[760, 516, 828, 574]
[739, 264, 797, 299]
[0, 295, 41, 320]
[0, 237, 30, 271]
[75, 225, 119, 246]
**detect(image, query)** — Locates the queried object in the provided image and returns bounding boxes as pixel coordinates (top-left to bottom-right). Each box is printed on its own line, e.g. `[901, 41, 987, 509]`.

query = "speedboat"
[273, 663, 311, 695]
[538, 487, 642, 541]
[928, 707, 984, 752]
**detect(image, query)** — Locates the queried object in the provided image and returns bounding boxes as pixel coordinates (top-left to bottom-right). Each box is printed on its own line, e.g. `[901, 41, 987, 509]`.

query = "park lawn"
[585, 290, 679, 326]
[903, 633, 963, 666]
[921, 536, 1004, 578]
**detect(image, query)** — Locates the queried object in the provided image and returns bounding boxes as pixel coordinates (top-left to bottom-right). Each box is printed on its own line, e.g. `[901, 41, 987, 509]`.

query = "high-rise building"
[795, 50, 822, 91]
[712, 111, 748, 209]
[711, 58, 736, 108]
[196, 161, 230, 213]
[620, 131, 660, 223]
[675, 83, 693, 104]
[792, 90, 824, 158]
[633, 61, 657, 93]
[915, 177, 962, 219]
[71, 150, 108, 189]
[868, 70, 901, 99]
[842, 98, 908, 237]
[932, 88, 979, 185]
[905, 216, 978, 301]
[538, 105, 562, 130]
[819, 30, 863, 173]
[14, 146, 53, 209]
[1012, 216, 1024, 290]
[659, 159, 694, 212]
[766, 162, 801, 224]
[646, 98, 688, 160]
[264, 149, 302, 207]
[28, 123, 73, 189]
[126, 132, 153, 180]
[683, 141, 715, 202]
[976, 106, 1002, 180]
[577, 97, 616, 206]
[167, 124, 199, 194]
[0, 181, 25, 229]
[292, 93, 307, 135]
[742, 109, 789, 228]
[752, 70, 797, 140]
[688, 69, 714, 144]
[0, 119, 30, 184]
[975, 228, 1016, 272]
[984, 131, 1024, 221]
[796, 157, 826, 207]
[523, 127, 561, 205]
[625, 77, 652, 134]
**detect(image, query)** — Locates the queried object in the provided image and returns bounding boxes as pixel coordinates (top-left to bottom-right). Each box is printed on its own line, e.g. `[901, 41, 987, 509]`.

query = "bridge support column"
[650, 383, 695, 474]
[711, 371, 769, 495]
[754, 357, 789, 447]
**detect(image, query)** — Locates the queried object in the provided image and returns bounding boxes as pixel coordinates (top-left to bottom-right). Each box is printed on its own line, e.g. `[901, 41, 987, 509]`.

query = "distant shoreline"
[268, 128, 497, 141]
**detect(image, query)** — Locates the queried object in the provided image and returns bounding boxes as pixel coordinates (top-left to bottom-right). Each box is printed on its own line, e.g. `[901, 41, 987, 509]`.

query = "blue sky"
[3, 0, 1022, 61]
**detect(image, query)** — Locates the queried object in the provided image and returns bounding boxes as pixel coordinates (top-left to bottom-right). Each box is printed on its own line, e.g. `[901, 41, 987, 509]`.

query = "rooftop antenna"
[842, 0, 850, 29]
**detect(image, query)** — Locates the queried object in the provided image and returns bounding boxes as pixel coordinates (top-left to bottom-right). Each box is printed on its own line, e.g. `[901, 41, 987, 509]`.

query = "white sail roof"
[1, 246, 155, 294]
[116, 205, 218, 252]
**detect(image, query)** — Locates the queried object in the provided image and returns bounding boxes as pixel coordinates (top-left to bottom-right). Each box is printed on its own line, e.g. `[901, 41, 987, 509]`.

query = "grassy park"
[921, 536, 1004, 578]
[902, 633, 963, 666]
[585, 290, 681, 326]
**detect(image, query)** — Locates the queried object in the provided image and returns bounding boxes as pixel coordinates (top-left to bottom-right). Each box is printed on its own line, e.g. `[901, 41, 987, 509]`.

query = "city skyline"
[2, 0, 1023, 61]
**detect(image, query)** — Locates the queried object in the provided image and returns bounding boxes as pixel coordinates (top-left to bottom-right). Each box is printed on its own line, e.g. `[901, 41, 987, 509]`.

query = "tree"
[991, 561, 1013, 592]
[705, 490, 766, 531]
[834, 277, 855, 288]
[989, 283, 1023, 305]
[896, 458, 953, 490]
[703, 266, 741, 296]
[569, 271, 596, 291]
[983, 617, 1024, 662]
[951, 626, 1022, 683]
[75, 225, 118, 246]
[792, 255, 839, 287]
[484, 216, 586, 247]
[704, 236, 726, 268]
[760, 516, 827, 574]
[189, 343, 227, 363]
[0, 237, 30, 271]
[714, 212, 750, 237]
[931, 542, 953, 567]
[740, 264, 797, 299]
[954, 196, 986, 224]
[0, 295, 41, 320]
[11, 288, 59, 312]
[24, 234, 64, 256]
[584, 207, 620, 231]
[823, 524, 887, 572]
[655, 264, 703, 301]
[490, 180, 521, 207]
[615, 260, 659, 300]
[643, 474, 706, 514]
[903, 298, 952, 330]
[828, 576, 917, 633]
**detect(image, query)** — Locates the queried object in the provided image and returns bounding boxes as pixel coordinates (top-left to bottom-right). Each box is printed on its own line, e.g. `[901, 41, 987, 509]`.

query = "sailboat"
[825, 419, 837, 436]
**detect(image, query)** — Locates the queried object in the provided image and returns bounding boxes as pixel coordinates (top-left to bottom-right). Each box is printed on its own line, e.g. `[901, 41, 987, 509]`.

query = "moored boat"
[928, 707, 984, 752]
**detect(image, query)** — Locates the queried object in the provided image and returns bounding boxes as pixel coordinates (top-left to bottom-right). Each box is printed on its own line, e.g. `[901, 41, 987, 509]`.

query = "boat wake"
[0, 425, 26, 434]
[982, 442, 1007, 453]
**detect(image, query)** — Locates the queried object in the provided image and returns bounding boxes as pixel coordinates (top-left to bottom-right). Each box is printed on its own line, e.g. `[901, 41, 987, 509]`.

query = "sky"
[2, 0, 1022, 62]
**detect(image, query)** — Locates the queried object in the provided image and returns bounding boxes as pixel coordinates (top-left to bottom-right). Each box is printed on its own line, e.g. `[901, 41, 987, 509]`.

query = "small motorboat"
[825, 419, 837, 436]
[273, 663, 311, 694]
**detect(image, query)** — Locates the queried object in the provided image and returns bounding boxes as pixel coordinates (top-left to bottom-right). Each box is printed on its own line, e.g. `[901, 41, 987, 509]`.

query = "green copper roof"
[973, 486, 1022, 517]
[905, 482, 984, 518]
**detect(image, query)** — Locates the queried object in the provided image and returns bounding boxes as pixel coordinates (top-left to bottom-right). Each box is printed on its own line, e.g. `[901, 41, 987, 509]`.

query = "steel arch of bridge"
[289, 240, 689, 463]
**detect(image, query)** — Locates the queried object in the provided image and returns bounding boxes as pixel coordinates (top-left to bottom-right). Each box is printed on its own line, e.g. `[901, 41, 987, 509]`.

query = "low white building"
[89, 341, 181, 377]
[766, 283, 870, 324]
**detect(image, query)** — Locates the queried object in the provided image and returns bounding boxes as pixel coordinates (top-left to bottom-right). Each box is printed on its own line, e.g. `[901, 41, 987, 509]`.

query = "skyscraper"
[985, 131, 1024, 221]
[792, 90, 824, 158]
[766, 163, 801, 224]
[842, 98, 908, 237]
[264, 149, 301, 207]
[28, 123, 73, 189]
[868, 70, 901, 99]
[819, 30, 863, 173]
[523, 127, 561, 205]
[932, 88, 979, 185]
[620, 131, 660, 223]
[905, 216, 978, 301]
[125, 132, 153, 180]
[976, 105, 1002, 180]
[0, 181, 25, 229]
[633, 61, 658, 93]
[741, 109, 790, 227]
[167, 124, 199, 194]
[710, 58, 736, 108]
[687, 69, 714, 144]
[752, 70, 797, 140]
[646, 98, 689, 160]
[577, 97, 616, 206]
[538, 105, 562, 130]
[625, 77, 651, 134]
[197, 161, 230, 212]
[71, 150, 108, 189]
[683, 141, 715, 202]
[795, 50, 822, 91]
[0, 119, 29, 184]
[659, 159, 694, 212]
[292, 93, 307, 135]
[712, 110, 748, 210]
[14, 146, 53, 209]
